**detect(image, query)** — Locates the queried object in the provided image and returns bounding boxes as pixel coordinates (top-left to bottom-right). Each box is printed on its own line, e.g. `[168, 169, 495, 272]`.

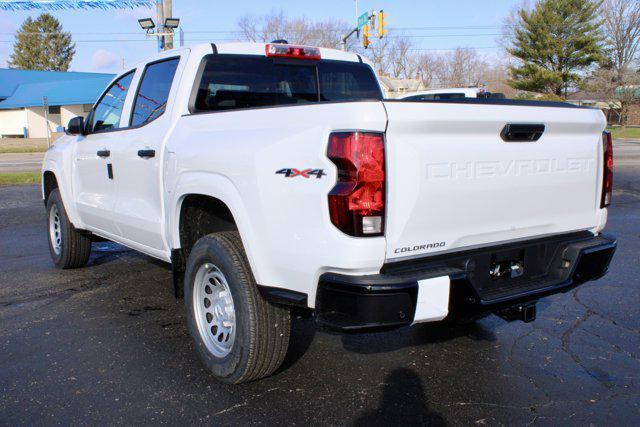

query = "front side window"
[130, 58, 180, 127]
[90, 72, 134, 133]
[193, 55, 382, 112]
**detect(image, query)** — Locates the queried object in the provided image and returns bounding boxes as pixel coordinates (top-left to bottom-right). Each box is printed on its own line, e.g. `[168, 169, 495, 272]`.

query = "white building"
[0, 68, 114, 138]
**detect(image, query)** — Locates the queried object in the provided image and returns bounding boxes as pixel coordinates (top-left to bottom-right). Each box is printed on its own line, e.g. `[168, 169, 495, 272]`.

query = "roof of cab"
[211, 42, 363, 63]
[132, 42, 365, 70]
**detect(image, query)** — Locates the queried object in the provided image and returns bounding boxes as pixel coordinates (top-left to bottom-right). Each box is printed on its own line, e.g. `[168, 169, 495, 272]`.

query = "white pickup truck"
[42, 42, 616, 383]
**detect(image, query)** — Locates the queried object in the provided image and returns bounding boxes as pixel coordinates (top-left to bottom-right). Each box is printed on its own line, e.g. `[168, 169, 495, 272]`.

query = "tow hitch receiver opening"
[497, 302, 537, 323]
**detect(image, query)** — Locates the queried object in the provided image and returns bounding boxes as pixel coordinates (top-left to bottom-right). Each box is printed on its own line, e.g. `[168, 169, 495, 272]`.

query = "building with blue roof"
[0, 68, 114, 139]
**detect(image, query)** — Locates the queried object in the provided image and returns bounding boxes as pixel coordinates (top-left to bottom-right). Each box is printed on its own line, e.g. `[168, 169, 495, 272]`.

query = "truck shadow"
[278, 316, 496, 373]
[339, 321, 497, 355]
[279, 315, 317, 372]
[354, 367, 447, 426]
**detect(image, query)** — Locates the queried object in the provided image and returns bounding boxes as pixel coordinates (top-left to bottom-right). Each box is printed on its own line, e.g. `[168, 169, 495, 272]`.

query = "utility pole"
[155, 0, 164, 51]
[163, 0, 173, 50]
[138, 4, 179, 52]
[43, 96, 51, 147]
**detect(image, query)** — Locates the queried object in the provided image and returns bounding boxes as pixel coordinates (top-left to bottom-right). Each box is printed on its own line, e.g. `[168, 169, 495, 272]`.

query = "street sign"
[357, 11, 369, 29]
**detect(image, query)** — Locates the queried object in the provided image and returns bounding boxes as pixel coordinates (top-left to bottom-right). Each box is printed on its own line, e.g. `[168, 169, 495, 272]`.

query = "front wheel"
[184, 232, 291, 384]
[46, 189, 92, 269]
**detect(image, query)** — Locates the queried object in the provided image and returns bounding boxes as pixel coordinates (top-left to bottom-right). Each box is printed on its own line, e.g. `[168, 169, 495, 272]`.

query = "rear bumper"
[315, 232, 616, 331]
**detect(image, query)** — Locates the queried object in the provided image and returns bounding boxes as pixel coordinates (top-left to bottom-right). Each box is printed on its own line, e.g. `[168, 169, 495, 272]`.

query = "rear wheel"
[46, 189, 91, 269]
[184, 232, 291, 384]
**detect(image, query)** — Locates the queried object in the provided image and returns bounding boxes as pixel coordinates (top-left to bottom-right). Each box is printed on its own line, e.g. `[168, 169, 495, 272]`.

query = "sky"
[0, 0, 519, 73]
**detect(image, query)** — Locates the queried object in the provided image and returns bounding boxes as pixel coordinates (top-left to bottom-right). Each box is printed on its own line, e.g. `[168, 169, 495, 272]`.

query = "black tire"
[184, 231, 291, 384]
[46, 188, 92, 269]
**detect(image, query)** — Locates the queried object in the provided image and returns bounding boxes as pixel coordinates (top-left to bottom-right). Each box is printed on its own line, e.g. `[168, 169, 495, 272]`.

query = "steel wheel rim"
[49, 204, 62, 255]
[193, 263, 236, 358]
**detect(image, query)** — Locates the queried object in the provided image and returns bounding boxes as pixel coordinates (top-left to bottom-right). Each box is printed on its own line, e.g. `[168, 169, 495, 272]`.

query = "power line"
[388, 33, 502, 38]
[0, 26, 512, 36]
[408, 46, 502, 51]
[0, 40, 505, 50]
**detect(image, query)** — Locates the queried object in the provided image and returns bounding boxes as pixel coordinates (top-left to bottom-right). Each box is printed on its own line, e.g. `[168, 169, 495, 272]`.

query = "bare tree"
[587, 0, 640, 124]
[434, 48, 488, 88]
[236, 11, 349, 50]
[500, 0, 533, 51]
[364, 35, 417, 78]
[602, 0, 640, 76]
[237, 12, 422, 80]
[482, 60, 520, 98]
[412, 52, 445, 87]
[235, 11, 508, 95]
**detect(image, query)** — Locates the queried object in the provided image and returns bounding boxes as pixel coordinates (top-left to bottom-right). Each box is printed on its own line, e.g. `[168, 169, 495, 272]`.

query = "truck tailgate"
[383, 101, 607, 261]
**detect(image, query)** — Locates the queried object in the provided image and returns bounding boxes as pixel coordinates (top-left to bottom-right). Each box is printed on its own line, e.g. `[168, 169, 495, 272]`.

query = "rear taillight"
[601, 131, 613, 208]
[327, 132, 385, 237]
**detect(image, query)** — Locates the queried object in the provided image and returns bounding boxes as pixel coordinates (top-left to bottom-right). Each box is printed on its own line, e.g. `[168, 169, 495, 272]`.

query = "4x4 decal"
[276, 168, 326, 179]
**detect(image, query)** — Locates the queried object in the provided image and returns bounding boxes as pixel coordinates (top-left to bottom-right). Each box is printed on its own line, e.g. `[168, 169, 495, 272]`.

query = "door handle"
[97, 149, 110, 158]
[137, 149, 156, 158]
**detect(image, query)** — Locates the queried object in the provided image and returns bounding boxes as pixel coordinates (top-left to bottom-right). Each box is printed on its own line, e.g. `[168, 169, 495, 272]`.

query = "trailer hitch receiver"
[496, 302, 537, 323]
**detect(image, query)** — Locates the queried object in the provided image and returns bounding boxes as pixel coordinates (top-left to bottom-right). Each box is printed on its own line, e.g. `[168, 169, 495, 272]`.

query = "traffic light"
[378, 10, 387, 39]
[363, 24, 370, 48]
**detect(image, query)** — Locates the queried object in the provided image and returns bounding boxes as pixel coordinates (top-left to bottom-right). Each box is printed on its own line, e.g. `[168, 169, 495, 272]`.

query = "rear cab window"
[191, 55, 382, 113]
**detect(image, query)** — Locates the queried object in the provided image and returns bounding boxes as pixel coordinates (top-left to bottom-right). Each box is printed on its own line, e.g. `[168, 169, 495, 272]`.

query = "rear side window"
[131, 58, 180, 127]
[318, 61, 381, 102]
[193, 55, 382, 112]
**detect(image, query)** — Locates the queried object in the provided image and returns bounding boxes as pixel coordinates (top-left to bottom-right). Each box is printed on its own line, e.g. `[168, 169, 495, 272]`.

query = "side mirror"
[66, 116, 85, 136]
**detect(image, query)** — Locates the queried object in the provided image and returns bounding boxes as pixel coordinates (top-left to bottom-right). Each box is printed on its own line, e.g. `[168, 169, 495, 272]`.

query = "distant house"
[0, 68, 114, 138]
[566, 90, 624, 125]
[377, 76, 427, 98]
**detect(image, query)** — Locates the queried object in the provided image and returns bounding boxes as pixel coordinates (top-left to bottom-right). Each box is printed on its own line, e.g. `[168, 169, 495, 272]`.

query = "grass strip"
[0, 172, 41, 186]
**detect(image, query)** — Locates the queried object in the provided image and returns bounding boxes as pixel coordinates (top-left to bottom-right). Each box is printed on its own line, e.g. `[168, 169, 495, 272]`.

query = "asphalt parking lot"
[1, 141, 639, 425]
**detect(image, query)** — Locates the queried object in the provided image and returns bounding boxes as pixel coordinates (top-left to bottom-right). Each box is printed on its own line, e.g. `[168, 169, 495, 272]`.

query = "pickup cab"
[42, 42, 616, 383]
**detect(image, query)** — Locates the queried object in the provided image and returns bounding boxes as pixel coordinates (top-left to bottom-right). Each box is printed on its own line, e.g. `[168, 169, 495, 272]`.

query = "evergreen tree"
[508, 0, 603, 96]
[8, 14, 75, 71]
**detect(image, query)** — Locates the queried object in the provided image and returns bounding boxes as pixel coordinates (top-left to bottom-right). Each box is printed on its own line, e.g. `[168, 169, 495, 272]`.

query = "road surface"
[0, 152, 45, 173]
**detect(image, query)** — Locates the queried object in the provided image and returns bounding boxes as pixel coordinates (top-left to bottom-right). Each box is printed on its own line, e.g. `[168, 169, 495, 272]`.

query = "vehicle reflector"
[265, 44, 321, 60]
[327, 132, 385, 237]
[601, 131, 613, 208]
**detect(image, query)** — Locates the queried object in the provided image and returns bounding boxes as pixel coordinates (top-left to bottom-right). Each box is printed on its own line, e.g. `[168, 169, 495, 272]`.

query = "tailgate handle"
[501, 124, 545, 142]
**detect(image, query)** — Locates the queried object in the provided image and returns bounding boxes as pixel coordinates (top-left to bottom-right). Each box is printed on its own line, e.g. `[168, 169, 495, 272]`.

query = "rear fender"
[169, 171, 265, 284]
